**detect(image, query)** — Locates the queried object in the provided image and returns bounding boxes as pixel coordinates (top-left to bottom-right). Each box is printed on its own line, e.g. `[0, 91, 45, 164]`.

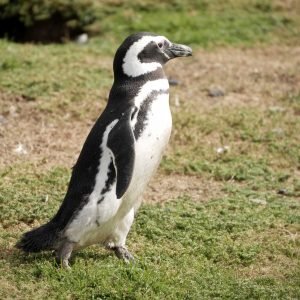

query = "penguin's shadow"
[2, 245, 113, 269]
[1, 245, 54, 268]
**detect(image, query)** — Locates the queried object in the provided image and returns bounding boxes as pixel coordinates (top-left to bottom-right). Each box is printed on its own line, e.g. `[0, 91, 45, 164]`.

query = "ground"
[0, 1, 300, 298]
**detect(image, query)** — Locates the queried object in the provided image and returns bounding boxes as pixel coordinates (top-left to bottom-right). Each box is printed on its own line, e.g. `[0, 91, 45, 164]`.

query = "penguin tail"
[16, 222, 60, 253]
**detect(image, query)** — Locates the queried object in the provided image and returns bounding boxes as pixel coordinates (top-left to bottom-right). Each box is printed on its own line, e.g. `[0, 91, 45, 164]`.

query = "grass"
[0, 40, 112, 114]
[90, 0, 299, 47]
[163, 77, 300, 174]
[1, 0, 300, 299]
[1, 171, 299, 298]
[165, 104, 300, 179]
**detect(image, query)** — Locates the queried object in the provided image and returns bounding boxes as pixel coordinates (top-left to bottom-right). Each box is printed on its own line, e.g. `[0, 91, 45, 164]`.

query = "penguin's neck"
[114, 68, 166, 86]
[109, 68, 168, 106]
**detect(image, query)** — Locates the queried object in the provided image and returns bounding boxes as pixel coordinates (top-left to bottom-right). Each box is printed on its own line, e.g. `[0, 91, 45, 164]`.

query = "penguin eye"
[157, 42, 163, 49]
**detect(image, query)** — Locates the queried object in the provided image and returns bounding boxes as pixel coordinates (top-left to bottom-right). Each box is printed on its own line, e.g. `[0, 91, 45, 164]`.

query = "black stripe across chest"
[133, 90, 168, 140]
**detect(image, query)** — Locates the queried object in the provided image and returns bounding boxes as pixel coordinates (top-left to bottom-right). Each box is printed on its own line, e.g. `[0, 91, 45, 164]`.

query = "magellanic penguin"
[16, 32, 192, 268]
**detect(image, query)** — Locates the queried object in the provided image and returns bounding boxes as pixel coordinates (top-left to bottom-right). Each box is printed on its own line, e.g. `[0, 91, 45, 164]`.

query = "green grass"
[1, 166, 299, 299]
[90, 0, 299, 47]
[164, 104, 300, 188]
[0, 40, 113, 115]
[0, 169, 300, 299]
[0, 166, 69, 227]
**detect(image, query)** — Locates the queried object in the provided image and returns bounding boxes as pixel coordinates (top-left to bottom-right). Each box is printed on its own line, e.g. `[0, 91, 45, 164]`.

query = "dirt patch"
[144, 173, 224, 203]
[236, 225, 300, 280]
[0, 278, 20, 299]
[166, 45, 300, 111]
[0, 93, 92, 170]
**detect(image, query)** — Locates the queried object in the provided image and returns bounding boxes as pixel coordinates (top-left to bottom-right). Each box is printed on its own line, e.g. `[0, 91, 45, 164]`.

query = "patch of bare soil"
[0, 278, 20, 299]
[144, 173, 224, 203]
[1, 45, 299, 203]
[166, 45, 300, 111]
[236, 225, 300, 280]
[0, 93, 93, 171]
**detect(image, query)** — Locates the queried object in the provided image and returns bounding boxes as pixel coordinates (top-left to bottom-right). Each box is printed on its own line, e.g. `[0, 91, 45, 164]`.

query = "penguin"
[16, 32, 192, 268]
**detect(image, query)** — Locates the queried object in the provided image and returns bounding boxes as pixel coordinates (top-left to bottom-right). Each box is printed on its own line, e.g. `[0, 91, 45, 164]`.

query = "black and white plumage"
[16, 32, 192, 267]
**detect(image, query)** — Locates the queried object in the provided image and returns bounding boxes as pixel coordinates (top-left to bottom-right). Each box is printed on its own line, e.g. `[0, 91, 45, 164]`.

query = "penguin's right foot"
[112, 246, 134, 263]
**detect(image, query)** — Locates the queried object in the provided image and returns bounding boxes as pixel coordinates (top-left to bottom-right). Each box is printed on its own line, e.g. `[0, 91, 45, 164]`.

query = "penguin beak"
[165, 43, 192, 58]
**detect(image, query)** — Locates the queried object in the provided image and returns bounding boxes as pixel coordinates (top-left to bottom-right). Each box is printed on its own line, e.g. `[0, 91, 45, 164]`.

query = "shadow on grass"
[1, 243, 115, 270]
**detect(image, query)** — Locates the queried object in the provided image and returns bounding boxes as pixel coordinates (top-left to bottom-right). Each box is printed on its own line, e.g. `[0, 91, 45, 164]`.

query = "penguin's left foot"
[55, 241, 74, 269]
[112, 246, 134, 263]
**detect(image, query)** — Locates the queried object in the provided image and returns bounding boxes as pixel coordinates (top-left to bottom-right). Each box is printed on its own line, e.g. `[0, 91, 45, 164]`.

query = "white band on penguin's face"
[122, 35, 169, 77]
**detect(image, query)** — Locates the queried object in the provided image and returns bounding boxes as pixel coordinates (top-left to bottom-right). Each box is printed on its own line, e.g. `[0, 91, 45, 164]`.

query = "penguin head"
[113, 32, 192, 79]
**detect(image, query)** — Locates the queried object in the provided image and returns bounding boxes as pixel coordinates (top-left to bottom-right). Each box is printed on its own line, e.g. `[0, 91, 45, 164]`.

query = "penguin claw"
[112, 246, 134, 263]
[55, 257, 71, 269]
[62, 260, 72, 270]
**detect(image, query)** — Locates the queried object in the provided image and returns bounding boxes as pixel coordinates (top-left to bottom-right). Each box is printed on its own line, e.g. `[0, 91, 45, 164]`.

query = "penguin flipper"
[107, 111, 135, 199]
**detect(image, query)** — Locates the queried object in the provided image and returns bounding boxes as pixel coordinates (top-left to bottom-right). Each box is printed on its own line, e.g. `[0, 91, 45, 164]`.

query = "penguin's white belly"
[66, 187, 120, 249]
[124, 92, 172, 210]
[65, 93, 171, 248]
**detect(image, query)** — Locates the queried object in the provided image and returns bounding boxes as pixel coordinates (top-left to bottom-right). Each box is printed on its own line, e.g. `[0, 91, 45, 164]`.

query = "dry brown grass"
[236, 225, 300, 279]
[166, 45, 300, 112]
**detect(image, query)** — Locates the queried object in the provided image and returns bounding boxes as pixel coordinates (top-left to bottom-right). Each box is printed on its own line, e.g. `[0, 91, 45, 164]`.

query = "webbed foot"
[111, 246, 134, 263]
